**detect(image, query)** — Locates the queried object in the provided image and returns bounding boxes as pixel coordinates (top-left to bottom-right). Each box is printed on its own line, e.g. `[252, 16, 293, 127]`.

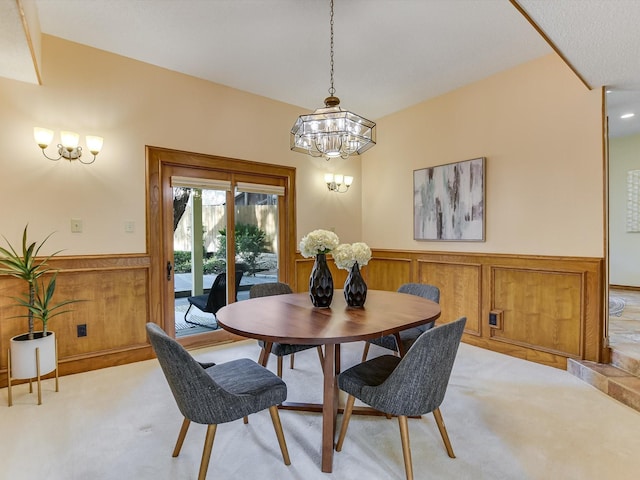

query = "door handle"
[166, 261, 173, 280]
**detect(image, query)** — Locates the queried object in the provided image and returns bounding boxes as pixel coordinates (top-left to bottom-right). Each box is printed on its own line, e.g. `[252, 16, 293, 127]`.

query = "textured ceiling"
[30, 0, 551, 121]
[0, 0, 38, 84]
[517, 0, 640, 138]
[2, 0, 640, 137]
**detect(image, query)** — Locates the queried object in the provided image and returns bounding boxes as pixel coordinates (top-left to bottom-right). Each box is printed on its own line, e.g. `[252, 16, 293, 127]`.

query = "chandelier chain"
[329, 0, 335, 97]
[289, 0, 376, 160]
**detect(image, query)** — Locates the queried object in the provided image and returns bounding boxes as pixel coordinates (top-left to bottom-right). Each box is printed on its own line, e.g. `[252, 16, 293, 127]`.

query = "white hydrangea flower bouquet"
[333, 242, 372, 270]
[299, 229, 340, 257]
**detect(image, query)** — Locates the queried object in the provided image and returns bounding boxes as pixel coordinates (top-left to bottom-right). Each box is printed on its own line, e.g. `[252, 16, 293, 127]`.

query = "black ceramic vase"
[344, 261, 367, 307]
[309, 253, 333, 307]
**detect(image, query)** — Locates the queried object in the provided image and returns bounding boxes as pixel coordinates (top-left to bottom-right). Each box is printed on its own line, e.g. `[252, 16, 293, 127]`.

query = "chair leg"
[259, 343, 273, 370]
[394, 333, 406, 357]
[277, 356, 283, 378]
[335, 394, 356, 452]
[361, 342, 370, 362]
[398, 415, 414, 480]
[290, 353, 295, 369]
[172, 418, 191, 457]
[317, 346, 325, 372]
[184, 304, 193, 322]
[433, 407, 456, 458]
[258, 345, 269, 366]
[198, 424, 217, 480]
[268, 405, 291, 465]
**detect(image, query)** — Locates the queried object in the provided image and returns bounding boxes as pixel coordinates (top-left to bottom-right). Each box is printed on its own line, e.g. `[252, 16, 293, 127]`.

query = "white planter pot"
[10, 331, 57, 380]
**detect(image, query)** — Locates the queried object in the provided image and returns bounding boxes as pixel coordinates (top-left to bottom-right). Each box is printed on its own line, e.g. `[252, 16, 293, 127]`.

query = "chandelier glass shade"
[290, 0, 376, 160]
[290, 97, 376, 159]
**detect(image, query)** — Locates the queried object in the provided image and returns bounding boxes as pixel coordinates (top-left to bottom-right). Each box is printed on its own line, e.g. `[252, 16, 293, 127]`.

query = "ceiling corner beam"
[509, 0, 592, 91]
[16, 0, 42, 86]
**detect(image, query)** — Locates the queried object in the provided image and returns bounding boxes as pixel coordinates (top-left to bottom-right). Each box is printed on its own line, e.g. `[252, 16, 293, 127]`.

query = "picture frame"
[413, 157, 485, 241]
[627, 169, 640, 232]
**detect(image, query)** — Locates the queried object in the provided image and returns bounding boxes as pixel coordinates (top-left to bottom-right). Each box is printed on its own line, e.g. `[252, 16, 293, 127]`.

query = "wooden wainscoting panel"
[294, 257, 347, 293]
[0, 276, 27, 371]
[294, 257, 313, 293]
[295, 255, 411, 293]
[332, 262, 348, 291]
[0, 254, 153, 387]
[416, 259, 482, 335]
[0, 248, 602, 385]
[490, 267, 583, 357]
[370, 249, 603, 367]
[365, 257, 412, 291]
[52, 268, 150, 358]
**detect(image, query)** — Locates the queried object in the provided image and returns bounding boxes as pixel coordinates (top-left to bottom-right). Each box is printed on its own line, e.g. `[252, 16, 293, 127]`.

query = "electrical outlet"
[77, 324, 87, 337]
[489, 310, 503, 329]
[124, 221, 135, 233]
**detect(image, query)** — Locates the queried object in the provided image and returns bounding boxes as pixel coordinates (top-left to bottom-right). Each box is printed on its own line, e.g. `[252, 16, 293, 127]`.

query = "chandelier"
[290, 0, 376, 160]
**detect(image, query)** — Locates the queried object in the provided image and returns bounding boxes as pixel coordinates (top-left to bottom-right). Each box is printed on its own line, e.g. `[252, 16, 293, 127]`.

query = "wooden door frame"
[146, 146, 297, 345]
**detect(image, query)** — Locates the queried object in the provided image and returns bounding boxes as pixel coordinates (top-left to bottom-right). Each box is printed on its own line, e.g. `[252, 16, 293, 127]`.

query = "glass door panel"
[173, 184, 228, 337]
[233, 186, 280, 301]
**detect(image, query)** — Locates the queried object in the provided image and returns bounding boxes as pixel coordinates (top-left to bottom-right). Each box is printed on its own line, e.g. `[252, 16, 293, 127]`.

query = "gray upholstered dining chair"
[145, 322, 291, 480]
[336, 317, 466, 480]
[250, 282, 325, 377]
[361, 283, 440, 361]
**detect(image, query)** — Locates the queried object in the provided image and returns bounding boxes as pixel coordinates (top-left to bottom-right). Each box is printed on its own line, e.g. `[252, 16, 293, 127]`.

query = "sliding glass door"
[172, 178, 230, 336]
[162, 167, 289, 338]
[148, 147, 296, 342]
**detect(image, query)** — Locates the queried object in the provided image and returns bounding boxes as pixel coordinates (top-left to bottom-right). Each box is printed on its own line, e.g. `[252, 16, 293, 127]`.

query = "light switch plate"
[71, 218, 83, 233]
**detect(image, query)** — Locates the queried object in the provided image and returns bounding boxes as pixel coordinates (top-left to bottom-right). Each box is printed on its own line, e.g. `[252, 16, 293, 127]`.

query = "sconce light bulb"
[60, 131, 80, 151]
[86, 135, 104, 155]
[33, 127, 54, 149]
[334, 174, 344, 186]
[344, 176, 354, 187]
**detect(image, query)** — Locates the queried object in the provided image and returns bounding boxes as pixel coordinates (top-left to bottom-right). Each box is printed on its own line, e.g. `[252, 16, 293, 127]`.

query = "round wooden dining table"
[216, 289, 441, 473]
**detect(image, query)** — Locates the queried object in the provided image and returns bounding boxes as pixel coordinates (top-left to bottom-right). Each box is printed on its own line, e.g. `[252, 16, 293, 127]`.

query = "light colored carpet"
[609, 296, 626, 317]
[2, 340, 640, 479]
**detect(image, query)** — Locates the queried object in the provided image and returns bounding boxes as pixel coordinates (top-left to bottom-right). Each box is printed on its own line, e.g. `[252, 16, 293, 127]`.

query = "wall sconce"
[324, 173, 353, 193]
[34, 127, 103, 164]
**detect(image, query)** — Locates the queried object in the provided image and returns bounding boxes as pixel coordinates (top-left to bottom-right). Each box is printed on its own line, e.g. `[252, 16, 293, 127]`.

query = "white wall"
[609, 133, 640, 286]
[0, 39, 606, 261]
[0, 35, 363, 255]
[362, 54, 604, 257]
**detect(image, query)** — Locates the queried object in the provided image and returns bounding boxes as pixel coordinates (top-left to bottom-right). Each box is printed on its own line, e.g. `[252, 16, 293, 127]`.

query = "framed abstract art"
[414, 157, 485, 241]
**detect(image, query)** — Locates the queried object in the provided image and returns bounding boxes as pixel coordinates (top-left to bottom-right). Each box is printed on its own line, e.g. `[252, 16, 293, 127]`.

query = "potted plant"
[0, 225, 80, 404]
